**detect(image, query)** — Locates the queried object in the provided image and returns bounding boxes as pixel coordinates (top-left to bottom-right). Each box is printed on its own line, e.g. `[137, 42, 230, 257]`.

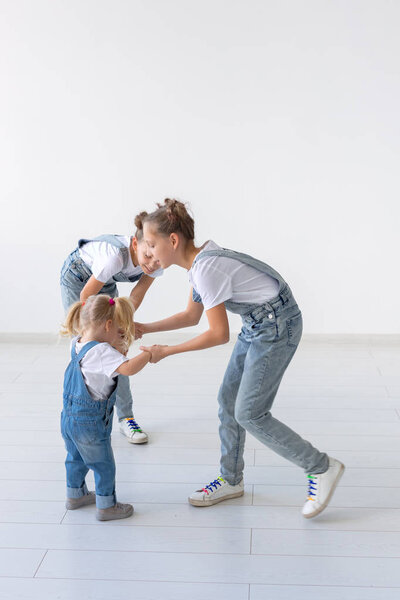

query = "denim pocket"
[70, 418, 99, 445]
[286, 312, 303, 347]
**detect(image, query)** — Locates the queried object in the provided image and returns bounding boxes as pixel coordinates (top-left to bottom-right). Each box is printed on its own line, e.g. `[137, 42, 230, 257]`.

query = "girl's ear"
[131, 237, 138, 251]
[170, 233, 179, 249]
[105, 319, 113, 332]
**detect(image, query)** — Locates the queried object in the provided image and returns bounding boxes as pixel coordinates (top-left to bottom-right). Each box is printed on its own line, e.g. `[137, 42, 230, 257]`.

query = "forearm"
[129, 289, 144, 311]
[164, 328, 229, 357]
[119, 351, 151, 376]
[144, 311, 198, 333]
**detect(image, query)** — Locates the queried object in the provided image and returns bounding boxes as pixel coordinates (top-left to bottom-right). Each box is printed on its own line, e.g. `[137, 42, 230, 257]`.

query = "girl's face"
[104, 318, 120, 346]
[133, 238, 161, 275]
[143, 223, 176, 269]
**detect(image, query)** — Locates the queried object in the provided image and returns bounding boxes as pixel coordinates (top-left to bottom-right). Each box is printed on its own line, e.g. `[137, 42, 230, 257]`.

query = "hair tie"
[109, 298, 115, 306]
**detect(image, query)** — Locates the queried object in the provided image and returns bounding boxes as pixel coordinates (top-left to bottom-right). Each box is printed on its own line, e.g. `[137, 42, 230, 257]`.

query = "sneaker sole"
[303, 463, 345, 519]
[188, 490, 244, 507]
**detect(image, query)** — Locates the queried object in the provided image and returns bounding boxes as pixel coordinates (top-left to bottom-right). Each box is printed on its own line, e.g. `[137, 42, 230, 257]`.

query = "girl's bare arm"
[80, 275, 105, 301]
[129, 275, 155, 310]
[116, 351, 152, 376]
[136, 289, 204, 334]
[140, 303, 229, 362]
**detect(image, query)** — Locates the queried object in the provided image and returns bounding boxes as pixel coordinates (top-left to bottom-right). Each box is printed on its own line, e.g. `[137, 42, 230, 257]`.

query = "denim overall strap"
[77, 235, 141, 283]
[191, 248, 292, 316]
[65, 339, 118, 409]
[71, 340, 100, 362]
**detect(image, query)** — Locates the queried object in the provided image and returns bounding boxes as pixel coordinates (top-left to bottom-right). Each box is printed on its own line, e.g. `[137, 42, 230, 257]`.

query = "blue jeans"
[61, 389, 116, 509]
[60, 249, 133, 420]
[218, 299, 329, 485]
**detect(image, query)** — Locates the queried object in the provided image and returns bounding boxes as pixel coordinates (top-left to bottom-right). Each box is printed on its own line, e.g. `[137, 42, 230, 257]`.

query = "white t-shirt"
[79, 236, 163, 283]
[188, 241, 280, 311]
[73, 338, 129, 401]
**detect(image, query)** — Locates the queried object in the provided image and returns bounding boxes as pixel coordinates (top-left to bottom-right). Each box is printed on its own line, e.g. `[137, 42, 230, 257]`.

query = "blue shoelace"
[307, 474, 318, 501]
[202, 476, 226, 495]
[124, 418, 143, 433]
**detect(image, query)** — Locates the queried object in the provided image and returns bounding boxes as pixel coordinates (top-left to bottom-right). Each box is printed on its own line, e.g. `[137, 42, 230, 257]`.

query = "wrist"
[163, 345, 174, 358]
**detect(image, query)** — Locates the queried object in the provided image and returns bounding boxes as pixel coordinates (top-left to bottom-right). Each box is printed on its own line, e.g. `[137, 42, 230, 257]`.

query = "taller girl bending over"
[60, 217, 163, 444]
[138, 199, 344, 519]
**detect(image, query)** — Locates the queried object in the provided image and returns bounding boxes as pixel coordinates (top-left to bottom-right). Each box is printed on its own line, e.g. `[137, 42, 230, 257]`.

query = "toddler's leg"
[76, 436, 133, 521]
[64, 437, 95, 509]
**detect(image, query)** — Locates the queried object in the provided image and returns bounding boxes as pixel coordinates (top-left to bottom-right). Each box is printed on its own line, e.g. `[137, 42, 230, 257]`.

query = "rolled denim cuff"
[96, 492, 116, 509]
[66, 482, 89, 499]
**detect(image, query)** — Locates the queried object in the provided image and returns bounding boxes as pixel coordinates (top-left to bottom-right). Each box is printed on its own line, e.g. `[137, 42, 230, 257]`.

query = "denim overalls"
[192, 248, 328, 485]
[60, 235, 140, 420]
[61, 340, 118, 509]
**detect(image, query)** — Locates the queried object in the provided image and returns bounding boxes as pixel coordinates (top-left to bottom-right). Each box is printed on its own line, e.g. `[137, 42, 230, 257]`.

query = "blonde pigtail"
[60, 300, 84, 337]
[114, 297, 135, 352]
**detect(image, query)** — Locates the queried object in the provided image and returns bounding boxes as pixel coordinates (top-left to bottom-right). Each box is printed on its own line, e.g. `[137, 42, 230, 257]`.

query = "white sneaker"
[119, 417, 148, 444]
[302, 457, 345, 519]
[189, 476, 244, 507]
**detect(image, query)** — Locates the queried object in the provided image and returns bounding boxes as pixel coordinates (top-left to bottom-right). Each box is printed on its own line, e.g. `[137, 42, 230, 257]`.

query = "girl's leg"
[115, 374, 134, 420]
[75, 436, 117, 509]
[60, 250, 88, 311]
[234, 314, 328, 474]
[187, 332, 250, 506]
[217, 331, 250, 485]
[63, 437, 90, 498]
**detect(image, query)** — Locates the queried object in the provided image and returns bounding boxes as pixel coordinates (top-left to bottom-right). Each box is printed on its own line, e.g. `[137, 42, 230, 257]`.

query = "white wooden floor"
[0, 333, 400, 599]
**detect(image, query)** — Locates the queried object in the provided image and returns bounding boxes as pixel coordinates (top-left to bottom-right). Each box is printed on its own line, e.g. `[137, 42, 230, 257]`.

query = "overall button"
[268, 313, 274, 320]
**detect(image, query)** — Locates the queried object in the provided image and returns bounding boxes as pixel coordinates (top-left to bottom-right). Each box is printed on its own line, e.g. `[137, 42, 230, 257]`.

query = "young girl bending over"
[61, 294, 151, 521]
[138, 199, 345, 519]
[60, 216, 162, 444]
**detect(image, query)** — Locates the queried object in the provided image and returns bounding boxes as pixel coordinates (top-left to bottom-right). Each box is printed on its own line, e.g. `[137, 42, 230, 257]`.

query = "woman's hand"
[139, 344, 169, 363]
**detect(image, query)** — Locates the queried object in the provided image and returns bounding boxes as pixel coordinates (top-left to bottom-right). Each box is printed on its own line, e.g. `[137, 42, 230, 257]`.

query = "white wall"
[0, 0, 398, 334]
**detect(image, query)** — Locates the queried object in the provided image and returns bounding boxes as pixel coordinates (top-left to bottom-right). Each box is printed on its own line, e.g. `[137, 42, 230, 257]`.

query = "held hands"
[140, 344, 169, 363]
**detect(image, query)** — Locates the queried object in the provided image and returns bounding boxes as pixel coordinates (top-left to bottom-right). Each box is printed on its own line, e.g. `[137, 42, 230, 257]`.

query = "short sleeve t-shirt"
[79, 236, 163, 283]
[188, 241, 280, 311]
[73, 338, 129, 401]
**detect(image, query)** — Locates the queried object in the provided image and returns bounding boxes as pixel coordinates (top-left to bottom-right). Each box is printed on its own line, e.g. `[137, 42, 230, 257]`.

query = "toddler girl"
[61, 294, 151, 521]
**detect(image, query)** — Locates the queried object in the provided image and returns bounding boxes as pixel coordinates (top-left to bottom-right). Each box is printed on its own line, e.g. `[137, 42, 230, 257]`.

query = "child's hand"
[134, 322, 146, 340]
[140, 344, 168, 363]
[141, 348, 152, 361]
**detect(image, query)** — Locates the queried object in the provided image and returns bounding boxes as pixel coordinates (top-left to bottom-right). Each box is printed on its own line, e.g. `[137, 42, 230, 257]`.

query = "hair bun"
[134, 211, 148, 231]
[145, 198, 195, 241]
